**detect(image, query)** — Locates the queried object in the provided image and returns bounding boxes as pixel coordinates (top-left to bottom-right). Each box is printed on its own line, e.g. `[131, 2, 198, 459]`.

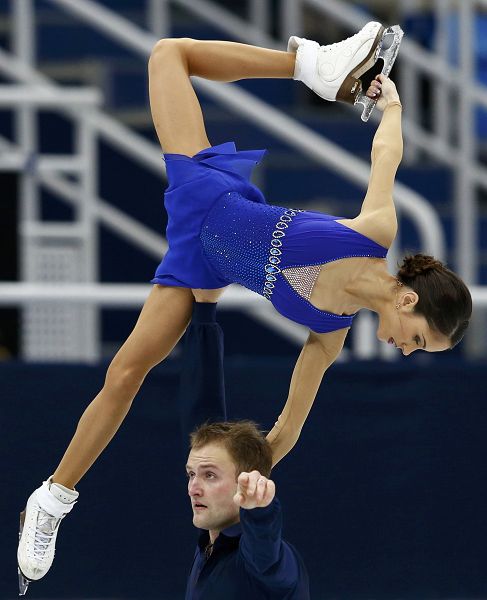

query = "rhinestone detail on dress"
[200, 192, 284, 294]
[282, 265, 322, 301]
[263, 208, 302, 299]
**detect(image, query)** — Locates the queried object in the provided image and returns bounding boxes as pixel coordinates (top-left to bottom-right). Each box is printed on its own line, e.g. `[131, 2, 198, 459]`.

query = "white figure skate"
[17, 478, 78, 595]
[288, 21, 404, 121]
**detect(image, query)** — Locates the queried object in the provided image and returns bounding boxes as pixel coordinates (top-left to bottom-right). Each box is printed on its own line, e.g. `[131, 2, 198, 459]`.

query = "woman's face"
[376, 291, 450, 355]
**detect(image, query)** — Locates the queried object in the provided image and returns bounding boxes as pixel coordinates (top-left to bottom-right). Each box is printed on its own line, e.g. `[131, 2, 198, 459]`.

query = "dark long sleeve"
[178, 302, 227, 448]
[239, 498, 300, 589]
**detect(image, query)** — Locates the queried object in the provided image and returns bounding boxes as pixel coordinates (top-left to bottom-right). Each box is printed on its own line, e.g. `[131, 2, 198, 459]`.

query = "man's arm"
[267, 328, 348, 466]
[178, 302, 227, 446]
[234, 471, 299, 586]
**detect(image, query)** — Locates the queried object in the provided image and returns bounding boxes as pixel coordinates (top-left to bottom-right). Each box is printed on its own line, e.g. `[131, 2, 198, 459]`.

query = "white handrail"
[0, 85, 101, 105]
[1, 281, 485, 308]
[0, 282, 258, 306]
[0, 282, 309, 344]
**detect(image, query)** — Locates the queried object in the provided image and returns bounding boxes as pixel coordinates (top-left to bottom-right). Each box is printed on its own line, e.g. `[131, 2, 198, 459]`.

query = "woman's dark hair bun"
[398, 254, 443, 279]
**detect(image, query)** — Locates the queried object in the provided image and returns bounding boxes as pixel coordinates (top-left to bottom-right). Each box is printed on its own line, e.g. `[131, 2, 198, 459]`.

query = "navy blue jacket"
[185, 497, 310, 600]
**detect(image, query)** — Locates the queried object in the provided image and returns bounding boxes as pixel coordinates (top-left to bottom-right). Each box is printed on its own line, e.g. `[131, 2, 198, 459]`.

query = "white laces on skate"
[29, 512, 59, 559]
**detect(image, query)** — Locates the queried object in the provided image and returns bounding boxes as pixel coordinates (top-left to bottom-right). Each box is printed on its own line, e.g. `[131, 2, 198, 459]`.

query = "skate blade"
[18, 510, 30, 596]
[18, 568, 30, 596]
[354, 25, 404, 122]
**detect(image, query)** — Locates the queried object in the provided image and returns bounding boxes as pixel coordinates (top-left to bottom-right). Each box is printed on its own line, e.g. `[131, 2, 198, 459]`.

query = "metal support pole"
[76, 116, 101, 361]
[456, 1, 477, 284]
[433, 0, 451, 145]
[249, 0, 270, 35]
[458, 1, 485, 357]
[147, 0, 170, 38]
[397, 0, 421, 164]
[352, 312, 377, 359]
[11, 0, 37, 224]
[11, 0, 38, 359]
[280, 0, 303, 42]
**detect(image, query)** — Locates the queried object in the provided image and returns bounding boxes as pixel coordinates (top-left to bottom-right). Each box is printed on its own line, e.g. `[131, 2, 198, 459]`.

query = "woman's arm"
[348, 76, 403, 248]
[267, 328, 348, 466]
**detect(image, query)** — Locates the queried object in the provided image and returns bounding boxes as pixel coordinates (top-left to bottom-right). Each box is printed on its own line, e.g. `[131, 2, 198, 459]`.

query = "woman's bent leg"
[52, 285, 193, 489]
[148, 38, 294, 156]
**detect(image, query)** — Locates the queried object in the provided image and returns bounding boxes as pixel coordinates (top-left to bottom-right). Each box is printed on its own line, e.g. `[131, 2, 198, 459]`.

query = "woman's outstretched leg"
[148, 38, 295, 156]
[52, 285, 193, 488]
[18, 286, 193, 584]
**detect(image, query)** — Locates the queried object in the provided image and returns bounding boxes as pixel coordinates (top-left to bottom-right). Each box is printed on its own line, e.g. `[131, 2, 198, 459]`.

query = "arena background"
[1, 1, 486, 599]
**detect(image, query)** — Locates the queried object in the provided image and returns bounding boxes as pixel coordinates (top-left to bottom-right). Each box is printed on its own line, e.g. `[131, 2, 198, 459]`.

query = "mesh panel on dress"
[282, 265, 322, 301]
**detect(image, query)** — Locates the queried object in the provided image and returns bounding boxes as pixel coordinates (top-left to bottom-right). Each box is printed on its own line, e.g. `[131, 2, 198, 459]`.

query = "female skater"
[18, 23, 472, 586]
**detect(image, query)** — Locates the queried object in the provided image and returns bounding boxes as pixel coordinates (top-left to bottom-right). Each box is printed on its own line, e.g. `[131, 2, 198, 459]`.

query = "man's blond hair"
[190, 421, 272, 478]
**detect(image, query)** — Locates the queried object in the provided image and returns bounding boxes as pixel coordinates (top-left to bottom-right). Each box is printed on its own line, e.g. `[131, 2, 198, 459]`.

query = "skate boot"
[288, 22, 404, 121]
[17, 477, 78, 595]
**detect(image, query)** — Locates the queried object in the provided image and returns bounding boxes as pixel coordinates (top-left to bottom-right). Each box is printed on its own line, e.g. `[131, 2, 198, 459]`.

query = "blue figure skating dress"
[152, 142, 387, 333]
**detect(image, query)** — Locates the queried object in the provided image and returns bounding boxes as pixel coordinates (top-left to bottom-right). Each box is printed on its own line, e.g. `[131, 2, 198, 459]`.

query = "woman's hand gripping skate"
[366, 73, 401, 111]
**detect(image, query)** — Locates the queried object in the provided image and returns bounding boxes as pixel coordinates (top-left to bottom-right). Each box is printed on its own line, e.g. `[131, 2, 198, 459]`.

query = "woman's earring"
[395, 304, 400, 309]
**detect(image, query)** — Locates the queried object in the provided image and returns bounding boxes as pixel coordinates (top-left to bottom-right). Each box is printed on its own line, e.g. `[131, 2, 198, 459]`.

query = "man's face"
[186, 442, 240, 534]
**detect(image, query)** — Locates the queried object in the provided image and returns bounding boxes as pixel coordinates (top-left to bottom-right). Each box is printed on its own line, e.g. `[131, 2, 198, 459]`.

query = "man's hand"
[233, 471, 276, 509]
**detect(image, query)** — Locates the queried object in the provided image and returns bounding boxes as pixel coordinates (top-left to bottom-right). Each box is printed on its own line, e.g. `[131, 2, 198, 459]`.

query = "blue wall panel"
[2, 356, 487, 599]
